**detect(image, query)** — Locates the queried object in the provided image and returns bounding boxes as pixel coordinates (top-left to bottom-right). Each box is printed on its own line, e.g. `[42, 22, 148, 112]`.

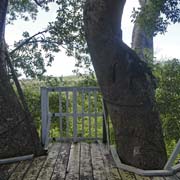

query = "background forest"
[19, 58, 180, 157]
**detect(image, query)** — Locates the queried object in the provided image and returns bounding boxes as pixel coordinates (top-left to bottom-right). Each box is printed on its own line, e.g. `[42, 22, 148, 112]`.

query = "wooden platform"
[0, 142, 180, 180]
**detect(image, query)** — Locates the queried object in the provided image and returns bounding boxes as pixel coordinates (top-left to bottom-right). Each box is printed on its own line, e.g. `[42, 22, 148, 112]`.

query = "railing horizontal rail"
[45, 86, 100, 92]
[50, 137, 102, 142]
[49, 112, 104, 117]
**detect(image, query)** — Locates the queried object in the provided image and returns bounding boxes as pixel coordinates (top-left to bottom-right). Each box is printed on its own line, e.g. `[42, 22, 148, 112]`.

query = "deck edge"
[110, 146, 180, 177]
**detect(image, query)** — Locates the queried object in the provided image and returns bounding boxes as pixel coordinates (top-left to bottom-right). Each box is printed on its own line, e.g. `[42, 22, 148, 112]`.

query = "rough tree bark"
[0, 0, 43, 159]
[84, 0, 167, 169]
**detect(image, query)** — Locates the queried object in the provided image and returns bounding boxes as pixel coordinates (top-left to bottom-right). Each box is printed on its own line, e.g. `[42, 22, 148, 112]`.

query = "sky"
[5, 0, 180, 77]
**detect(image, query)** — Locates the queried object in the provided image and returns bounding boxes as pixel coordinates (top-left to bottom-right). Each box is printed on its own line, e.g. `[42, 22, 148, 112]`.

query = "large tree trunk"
[0, 0, 43, 159]
[84, 0, 167, 169]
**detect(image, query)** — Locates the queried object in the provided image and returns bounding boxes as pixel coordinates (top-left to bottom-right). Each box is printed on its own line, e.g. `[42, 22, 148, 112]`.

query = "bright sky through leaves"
[5, 0, 180, 77]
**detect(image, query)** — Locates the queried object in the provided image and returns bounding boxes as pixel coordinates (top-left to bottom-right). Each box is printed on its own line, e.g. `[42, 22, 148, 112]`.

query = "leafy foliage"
[10, 30, 60, 78]
[7, 0, 50, 23]
[48, 0, 92, 75]
[7, 0, 93, 78]
[154, 59, 180, 155]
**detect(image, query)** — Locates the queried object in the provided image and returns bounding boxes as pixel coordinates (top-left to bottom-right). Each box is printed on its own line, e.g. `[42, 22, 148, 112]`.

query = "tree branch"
[5, 50, 31, 117]
[33, 0, 46, 7]
[9, 29, 49, 55]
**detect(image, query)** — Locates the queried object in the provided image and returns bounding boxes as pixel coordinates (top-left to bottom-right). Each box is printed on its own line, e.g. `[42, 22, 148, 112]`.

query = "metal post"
[73, 88, 77, 142]
[102, 100, 108, 144]
[41, 87, 49, 146]
[103, 115, 107, 144]
[164, 139, 180, 170]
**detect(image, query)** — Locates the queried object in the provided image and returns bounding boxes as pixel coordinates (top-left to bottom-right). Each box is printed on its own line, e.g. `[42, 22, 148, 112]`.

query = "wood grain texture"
[23, 156, 46, 180]
[51, 143, 71, 180]
[0, 162, 19, 180]
[8, 160, 32, 180]
[164, 175, 180, 180]
[99, 142, 122, 180]
[118, 169, 136, 180]
[65, 143, 80, 180]
[37, 143, 61, 180]
[91, 143, 106, 180]
[135, 174, 151, 180]
[2, 142, 180, 180]
[80, 143, 93, 180]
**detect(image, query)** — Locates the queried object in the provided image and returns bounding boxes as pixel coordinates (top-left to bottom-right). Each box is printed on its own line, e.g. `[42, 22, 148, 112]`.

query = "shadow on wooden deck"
[0, 142, 180, 180]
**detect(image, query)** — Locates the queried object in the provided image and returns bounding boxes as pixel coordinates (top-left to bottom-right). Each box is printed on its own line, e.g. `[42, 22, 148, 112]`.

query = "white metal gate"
[41, 87, 108, 149]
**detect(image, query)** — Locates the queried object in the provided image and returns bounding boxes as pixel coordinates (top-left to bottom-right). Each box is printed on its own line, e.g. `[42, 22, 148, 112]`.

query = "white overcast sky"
[5, 0, 180, 76]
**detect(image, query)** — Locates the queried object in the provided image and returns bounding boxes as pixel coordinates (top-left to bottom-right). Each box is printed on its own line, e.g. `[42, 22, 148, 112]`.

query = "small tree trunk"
[132, 0, 153, 61]
[84, 0, 167, 169]
[0, 0, 43, 159]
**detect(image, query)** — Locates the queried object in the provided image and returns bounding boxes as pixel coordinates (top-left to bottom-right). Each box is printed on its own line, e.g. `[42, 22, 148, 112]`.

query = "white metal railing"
[40, 86, 180, 175]
[41, 87, 108, 149]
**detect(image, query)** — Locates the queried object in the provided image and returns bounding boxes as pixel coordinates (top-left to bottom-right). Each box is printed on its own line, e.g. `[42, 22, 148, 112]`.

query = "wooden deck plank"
[80, 143, 93, 180]
[118, 169, 137, 180]
[0, 162, 19, 180]
[51, 143, 71, 180]
[164, 175, 180, 180]
[135, 174, 151, 180]
[91, 143, 107, 180]
[23, 156, 46, 180]
[3, 142, 180, 180]
[65, 143, 80, 180]
[37, 143, 61, 180]
[8, 160, 32, 180]
[99, 142, 122, 180]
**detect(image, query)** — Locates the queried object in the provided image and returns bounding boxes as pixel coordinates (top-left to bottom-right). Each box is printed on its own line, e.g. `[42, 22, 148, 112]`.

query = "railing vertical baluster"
[41, 87, 49, 146]
[88, 91, 91, 138]
[102, 100, 109, 144]
[82, 89, 85, 137]
[164, 139, 180, 170]
[94, 90, 98, 140]
[73, 88, 77, 142]
[59, 91, 63, 138]
[66, 91, 69, 137]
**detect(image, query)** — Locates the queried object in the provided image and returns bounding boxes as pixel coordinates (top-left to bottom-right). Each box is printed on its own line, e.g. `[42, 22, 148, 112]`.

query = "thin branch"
[28, 40, 61, 44]
[34, 0, 46, 7]
[9, 29, 49, 55]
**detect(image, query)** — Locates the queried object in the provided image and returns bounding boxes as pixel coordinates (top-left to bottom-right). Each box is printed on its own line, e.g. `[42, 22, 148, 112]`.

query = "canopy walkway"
[1, 87, 180, 180]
